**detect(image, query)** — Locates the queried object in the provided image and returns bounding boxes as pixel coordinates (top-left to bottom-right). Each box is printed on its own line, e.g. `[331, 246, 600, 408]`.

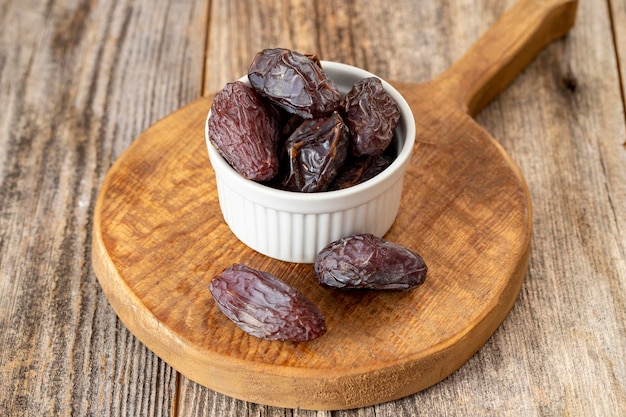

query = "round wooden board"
[92, 85, 531, 410]
[91, 0, 583, 408]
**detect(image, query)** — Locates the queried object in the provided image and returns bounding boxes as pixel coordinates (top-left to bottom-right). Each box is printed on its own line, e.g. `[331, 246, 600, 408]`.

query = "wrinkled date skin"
[280, 113, 349, 192]
[315, 234, 427, 290]
[248, 48, 341, 119]
[341, 77, 401, 157]
[208, 81, 280, 181]
[209, 264, 327, 342]
[329, 154, 394, 190]
[211, 49, 403, 191]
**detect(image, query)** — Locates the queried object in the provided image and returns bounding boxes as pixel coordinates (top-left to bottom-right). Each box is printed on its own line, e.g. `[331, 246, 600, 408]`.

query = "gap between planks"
[607, 0, 626, 132]
[200, 0, 214, 97]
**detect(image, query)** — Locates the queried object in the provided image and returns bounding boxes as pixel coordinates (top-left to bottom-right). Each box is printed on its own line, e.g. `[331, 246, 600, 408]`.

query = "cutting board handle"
[434, 0, 578, 116]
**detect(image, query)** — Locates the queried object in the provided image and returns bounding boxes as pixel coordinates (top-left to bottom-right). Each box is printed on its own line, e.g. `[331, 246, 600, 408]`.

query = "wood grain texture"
[457, 0, 626, 415]
[612, 0, 626, 120]
[0, 0, 207, 415]
[198, 0, 626, 414]
[1, 0, 625, 415]
[92, 85, 530, 409]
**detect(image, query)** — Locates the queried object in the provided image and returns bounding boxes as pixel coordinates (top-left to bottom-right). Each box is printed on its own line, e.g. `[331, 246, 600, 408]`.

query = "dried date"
[211, 49, 403, 192]
[280, 113, 349, 192]
[341, 77, 400, 156]
[209, 264, 326, 342]
[329, 154, 394, 190]
[208, 81, 280, 181]
[315, 234, 427, 290]
[248, 48, 341, 119]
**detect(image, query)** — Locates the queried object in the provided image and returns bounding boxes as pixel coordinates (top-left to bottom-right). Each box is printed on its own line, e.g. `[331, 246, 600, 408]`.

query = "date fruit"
[209, 264, 326, 342]
[280, 113, 349, 192]
[208, 81, 280, 181]
[341, 77, 400, 156]
[248, 48, 341, 119]
[329, 154, 394, 190]
[210, 49, 403, 192]
[315, 234, 427, 290]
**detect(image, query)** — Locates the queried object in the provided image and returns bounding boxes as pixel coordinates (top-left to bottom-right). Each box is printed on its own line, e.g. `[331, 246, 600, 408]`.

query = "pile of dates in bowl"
[205, 48, 416, 264]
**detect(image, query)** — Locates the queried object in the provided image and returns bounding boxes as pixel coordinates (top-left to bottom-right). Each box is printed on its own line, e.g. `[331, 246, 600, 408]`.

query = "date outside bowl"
[205, 61, 416, 263]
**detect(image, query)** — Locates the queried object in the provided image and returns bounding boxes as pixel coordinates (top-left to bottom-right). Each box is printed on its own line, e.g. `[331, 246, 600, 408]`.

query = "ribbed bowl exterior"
[206, 61, 415, 263]
[214, 173, 404, 263]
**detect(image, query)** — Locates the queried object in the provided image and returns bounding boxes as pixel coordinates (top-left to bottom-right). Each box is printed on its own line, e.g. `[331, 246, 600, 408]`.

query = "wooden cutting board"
[92, 0, 578, 410]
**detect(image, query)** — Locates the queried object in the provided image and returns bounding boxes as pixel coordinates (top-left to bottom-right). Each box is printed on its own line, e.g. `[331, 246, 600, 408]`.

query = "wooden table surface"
[1, 0, 625, 415]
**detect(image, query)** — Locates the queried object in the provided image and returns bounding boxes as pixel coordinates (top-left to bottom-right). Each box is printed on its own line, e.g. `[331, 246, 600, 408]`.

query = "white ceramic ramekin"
[205, 61, 415, 263]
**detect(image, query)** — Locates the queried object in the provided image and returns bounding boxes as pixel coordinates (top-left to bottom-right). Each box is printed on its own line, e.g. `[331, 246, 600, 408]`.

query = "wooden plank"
[0, 0, 207, 415]
[609, 0, 626, 231]
[611, 0, 626, 118]
[203, 0, 513, 92]
[197, 0, 626, 415]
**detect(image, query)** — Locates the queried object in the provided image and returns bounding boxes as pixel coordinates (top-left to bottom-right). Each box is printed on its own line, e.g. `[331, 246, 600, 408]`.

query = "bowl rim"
[205, 61, 416, 213]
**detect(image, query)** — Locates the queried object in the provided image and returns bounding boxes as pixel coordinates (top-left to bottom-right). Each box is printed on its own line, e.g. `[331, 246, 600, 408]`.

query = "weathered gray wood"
[0, 0, 207, 415]
[612, 0, 626, 119]
[609, 0, 626, 240]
